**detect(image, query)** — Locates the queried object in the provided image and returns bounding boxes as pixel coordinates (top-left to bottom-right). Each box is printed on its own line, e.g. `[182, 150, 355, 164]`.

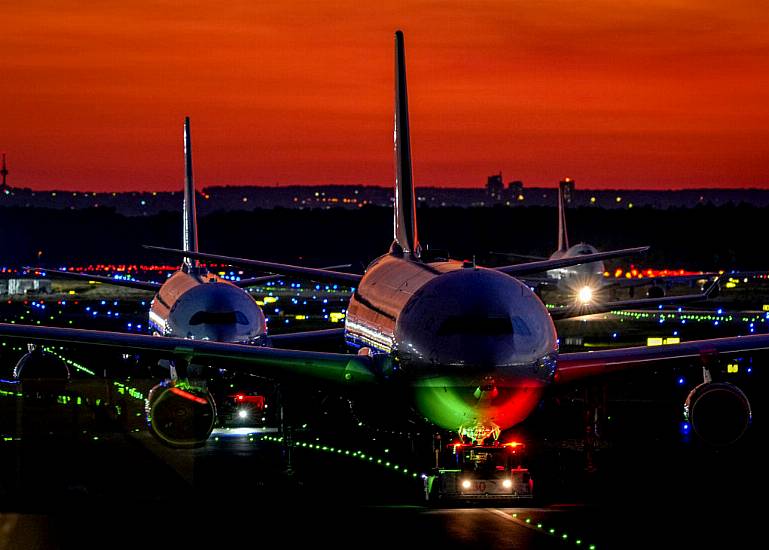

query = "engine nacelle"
[685, 382, 751, 446]
[147, 383, 216, 448]
[13, 350, 71, 380]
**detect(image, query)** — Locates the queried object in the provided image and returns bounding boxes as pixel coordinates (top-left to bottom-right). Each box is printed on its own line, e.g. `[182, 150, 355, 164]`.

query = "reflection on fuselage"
[345, 254, 558, 439]
[149, 269, 266, 345]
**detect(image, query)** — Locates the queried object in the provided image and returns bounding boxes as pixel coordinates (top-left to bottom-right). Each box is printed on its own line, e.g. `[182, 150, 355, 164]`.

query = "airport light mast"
[0, 153, 8, 192]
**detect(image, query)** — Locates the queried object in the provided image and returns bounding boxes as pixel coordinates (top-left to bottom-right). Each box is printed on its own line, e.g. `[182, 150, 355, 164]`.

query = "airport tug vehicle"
[425, 440, 533, 501]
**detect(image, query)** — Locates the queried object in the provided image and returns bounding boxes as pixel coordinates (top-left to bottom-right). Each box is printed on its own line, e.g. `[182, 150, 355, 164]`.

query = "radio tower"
[0, 154, 8, 192]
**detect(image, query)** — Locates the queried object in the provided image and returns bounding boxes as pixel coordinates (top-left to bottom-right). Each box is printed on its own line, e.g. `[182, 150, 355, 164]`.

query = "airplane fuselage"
[547, 243, 606, 291]
[345, 253, 558, 439]
[149, 268, 267, 345]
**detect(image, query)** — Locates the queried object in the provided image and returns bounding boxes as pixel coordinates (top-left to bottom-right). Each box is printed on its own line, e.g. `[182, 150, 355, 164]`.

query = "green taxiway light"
[576, 540, 582, 545]
[525, 518, 531, 524]
[562, 534, 568, 539]
[512, 514, 518, 518]
[549, 529, 555, 534]
[537, 523, 542, 528]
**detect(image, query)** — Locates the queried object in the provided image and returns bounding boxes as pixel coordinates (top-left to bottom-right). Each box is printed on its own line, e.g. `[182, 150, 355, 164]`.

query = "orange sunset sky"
[2, 1, 768, 191]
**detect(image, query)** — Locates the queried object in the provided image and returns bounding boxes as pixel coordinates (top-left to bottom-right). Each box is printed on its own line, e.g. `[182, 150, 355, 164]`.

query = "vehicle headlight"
[578, 285, 593, 304]
[461, 479, 471, 489]
[502, 479, 513, 489]
[238, 409, 249, 419]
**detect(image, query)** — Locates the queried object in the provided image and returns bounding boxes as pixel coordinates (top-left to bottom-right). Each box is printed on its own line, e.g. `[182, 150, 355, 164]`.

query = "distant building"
[4, 278, 52, 295]
[486, 172, 504, 202]
[1, 153, 9, 193]
[507, 180, 524, 202]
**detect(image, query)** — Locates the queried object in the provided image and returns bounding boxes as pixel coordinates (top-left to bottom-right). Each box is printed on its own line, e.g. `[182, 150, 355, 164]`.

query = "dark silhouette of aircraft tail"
[392, 30, 420, 259]
[183, 117, 199, 269]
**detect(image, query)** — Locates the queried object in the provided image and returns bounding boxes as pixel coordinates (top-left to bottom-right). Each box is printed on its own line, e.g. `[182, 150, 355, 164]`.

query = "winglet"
[392, 30, 420, 259]
[183, 116, 199, 269]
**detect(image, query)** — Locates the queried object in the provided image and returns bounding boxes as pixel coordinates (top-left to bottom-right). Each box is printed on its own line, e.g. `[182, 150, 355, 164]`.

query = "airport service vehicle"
[218, 392, 267, 427]
[426, 442, 532, 502]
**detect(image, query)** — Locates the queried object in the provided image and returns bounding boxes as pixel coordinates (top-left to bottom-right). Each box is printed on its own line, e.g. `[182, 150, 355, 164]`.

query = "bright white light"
[238, 409, 248, 419]
[461, 480, 472, 489]
[503, 479, 513, 489]
[578, 286, 593, 304]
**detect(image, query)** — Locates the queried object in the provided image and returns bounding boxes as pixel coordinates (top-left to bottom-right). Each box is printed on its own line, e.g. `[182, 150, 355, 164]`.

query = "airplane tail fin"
[183, 117, 199, 269]
[392, 30, 420, 259]
[557, 179, 571, 252]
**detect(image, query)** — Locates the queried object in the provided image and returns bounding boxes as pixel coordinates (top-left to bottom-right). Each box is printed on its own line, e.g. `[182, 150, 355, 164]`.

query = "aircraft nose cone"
[167, 283, 265, 343]
[395, 268, 557, 370]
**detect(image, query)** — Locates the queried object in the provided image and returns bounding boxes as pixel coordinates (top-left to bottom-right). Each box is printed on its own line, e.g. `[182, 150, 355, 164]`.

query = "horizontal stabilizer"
[489, 251, 548, 262]
[144, 246, 363, 286]
[495, 246, 649, 277]
[26, 267, 161, 292]
[235, 264, 353, 288]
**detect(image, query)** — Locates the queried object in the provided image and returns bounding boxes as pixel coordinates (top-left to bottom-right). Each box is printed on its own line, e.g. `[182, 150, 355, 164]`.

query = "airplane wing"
[495, 246, 649, 277]
[0, 323, 376, 386]
[548, 277, 720, 321]
[144, 246, 363, 286]
[27, 267, 161, 292]
[270, 328, 346, 348]
[555, 332, 769, 385]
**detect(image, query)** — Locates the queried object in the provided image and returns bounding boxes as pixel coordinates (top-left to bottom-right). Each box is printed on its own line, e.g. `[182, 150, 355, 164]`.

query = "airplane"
[28, 117, 348, 347]
[495, 178, 714, 306]
[0, 31, 760, 456]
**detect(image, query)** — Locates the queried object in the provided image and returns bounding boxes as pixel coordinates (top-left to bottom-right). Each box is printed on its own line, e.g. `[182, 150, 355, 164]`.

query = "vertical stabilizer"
[557, 179, 571, 252]
[392, 30, 420, 259]
[183, 117, 199, 269]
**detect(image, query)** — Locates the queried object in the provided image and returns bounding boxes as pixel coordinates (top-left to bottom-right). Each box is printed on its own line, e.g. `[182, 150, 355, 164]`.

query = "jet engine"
[13, 349, 71, 380]
[684, 382, 751, 446]
[147, 383, 216, 448]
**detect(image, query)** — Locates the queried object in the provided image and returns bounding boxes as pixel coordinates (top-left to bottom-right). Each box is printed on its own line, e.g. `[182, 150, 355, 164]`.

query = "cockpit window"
[189, 311, 249, 326]
[437, 315, 513, 336]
